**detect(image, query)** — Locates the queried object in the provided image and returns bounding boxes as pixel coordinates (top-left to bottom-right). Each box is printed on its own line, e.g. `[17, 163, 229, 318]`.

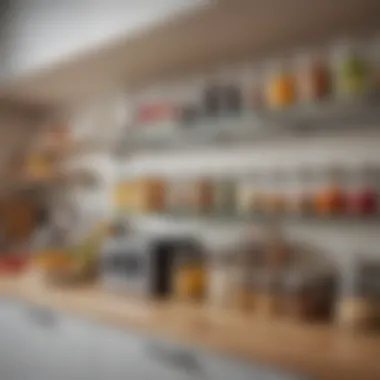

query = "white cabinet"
[0, 299, 310, 380]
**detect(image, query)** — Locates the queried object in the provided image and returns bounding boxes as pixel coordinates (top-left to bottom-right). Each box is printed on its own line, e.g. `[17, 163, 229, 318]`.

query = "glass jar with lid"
[332, 40, 370, 99]
[187, 177, 214, 216]
[296, 50, 331, 103]
[227, 250, 255, 311]
[174, 242, 205, 302]
[212, 175, 237, 217]
[207, 250, 234, 308]
[314, 166, 347, 216]
[252, 269, 282, 317]
[265, 170, 287, 215]
[265, 60, 297, 110]
[346, 164, 378, 216]
[236, 171, 262, 216]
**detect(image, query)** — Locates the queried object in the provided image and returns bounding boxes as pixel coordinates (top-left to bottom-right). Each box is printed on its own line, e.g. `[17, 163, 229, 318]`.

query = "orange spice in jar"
[266, 62, 296, 110]
[314, 167, 347, 216]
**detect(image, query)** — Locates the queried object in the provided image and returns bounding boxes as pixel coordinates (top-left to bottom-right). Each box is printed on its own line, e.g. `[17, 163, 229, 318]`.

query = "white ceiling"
[2, 0, 211, 78]
[0, 0, 379, 113]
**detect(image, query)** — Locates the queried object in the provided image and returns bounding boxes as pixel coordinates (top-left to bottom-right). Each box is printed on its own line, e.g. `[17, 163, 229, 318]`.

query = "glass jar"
[281, 269, 336, 321]
[314, 166, 346, 216]
[252, 269, 281, 316]
[266, 61, 296, 110]
[298, 167, 317, 215]
[346, 165, 378, 216]
[296, 52, 331, 103]
[265, 171, 287, 215]
[174, 245, 205, 302]
[333, 41, 370, 99]
[207, 251, 233, 308]
[212, 176, 237, 217]
[188, 178, 214, 216]
[336, 256, 377, 329]
[228, 251, 254, 311]
[285, 168, 304, 214]
[166, 177, 192, 215]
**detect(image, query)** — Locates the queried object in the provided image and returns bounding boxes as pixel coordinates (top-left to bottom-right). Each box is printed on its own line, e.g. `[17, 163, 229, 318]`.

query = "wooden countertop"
[0, 272, 379, 380]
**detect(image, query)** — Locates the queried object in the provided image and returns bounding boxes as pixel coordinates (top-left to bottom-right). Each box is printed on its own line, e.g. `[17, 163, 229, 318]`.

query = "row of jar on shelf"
[134, 39, 380, 126]
[114, 168, 380, 217]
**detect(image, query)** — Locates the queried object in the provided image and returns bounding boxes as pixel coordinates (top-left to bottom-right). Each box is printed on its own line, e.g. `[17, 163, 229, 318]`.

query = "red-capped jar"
[347, 165, 378, 216]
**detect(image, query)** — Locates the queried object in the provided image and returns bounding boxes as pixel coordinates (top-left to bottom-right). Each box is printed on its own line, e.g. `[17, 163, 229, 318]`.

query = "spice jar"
[188, 178, 214, 216]
[237, 172, 262, 216]
[265, 171, 287, 215]
[336, 257, 378, 330]
[207, 250, 233, 308]
[285, 167, 312, 214]
[174, 243, 205, 302]
[266, 62, 296, 109]
[280, 269, 337, 321]
[264, 232, 292, 270]
[228, 250, 254, 311]
[333, 42, 370, 99]
[314, 167, 346, 216]
[212, 176, 237, 216]
[252, 269, 282, 316]
[296, 53, 331, 102]
[347, 165, 378, 216]
[166, 178, 192, 215]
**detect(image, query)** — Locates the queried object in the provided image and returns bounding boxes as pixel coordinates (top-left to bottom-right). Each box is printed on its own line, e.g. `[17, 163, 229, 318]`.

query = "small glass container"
[207, 250, 233, 308]
[166, 177, 192, 215]
[265, 171, 287, 215]
[228, 251, 254, 311]
[346, 164, 378, 216]
[296, 51, 331, 103]
[252, 269, 282, 316]
[212, 176, 237, 217]
[314, 166, 346, 216]
[187, 178, 214, 216]
[265, 61, 297, 110]
[174, 245, 205, 302]
[332, 40, 370, 99]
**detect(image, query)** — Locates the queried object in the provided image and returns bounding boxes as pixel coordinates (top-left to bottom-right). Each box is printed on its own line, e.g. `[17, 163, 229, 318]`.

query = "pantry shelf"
[128, 212, 380, 227]
[119, 99, 380, 154]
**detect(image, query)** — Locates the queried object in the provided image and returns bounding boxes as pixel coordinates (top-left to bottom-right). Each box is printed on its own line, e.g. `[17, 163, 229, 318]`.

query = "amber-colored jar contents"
[134, 178, 167, 213]
[266, 64, 296, 109]
[297, 57, 331, 102]
[280, 270, 336, 322]
[174, 245, 205, 302]
[314, 168, 346, 216]
[188, 179, 214, 215]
